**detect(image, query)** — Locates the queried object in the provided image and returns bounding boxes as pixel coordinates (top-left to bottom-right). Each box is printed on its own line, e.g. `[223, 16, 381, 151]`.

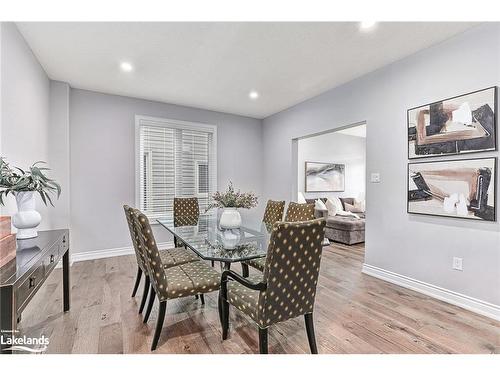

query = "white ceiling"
[17, 22, 476, 119]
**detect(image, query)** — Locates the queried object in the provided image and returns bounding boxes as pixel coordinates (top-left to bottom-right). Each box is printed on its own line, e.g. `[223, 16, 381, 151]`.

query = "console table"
[0, 229, 70, 353]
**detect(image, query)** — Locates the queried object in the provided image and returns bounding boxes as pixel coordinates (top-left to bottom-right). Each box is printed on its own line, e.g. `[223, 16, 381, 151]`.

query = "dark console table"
[0, 229, 70, 353]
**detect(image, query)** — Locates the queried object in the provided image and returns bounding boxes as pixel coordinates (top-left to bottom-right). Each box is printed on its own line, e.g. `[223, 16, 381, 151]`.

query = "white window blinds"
[136, 116, 217, 221]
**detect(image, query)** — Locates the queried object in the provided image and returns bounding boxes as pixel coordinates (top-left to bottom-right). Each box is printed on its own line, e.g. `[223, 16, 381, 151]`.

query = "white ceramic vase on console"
[12, 191, 41, 239]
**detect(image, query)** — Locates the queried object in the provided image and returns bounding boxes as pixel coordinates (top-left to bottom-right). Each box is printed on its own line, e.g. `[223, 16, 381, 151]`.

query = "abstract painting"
[305, 162, 345, 192]
[408, 157, 496, 221]
[408, 87, 497, 159]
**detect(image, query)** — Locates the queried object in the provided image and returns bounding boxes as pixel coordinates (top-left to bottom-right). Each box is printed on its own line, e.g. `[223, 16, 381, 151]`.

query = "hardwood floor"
[18, 242, 499, 354]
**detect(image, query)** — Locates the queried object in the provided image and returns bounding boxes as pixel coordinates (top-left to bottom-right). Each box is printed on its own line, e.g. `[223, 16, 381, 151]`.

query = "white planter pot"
[219, 207, 242, 229]
[12, 191, 42, 240]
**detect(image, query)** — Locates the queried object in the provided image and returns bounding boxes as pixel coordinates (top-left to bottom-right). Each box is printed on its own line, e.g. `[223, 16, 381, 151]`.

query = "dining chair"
[173, 197, 200, 246]
[123, 205, 200, 314]
[219, 218, 326, 354]
[132, 208, 221, 351]
[242, 201, 315, 276]
[241, 200, 285, 277]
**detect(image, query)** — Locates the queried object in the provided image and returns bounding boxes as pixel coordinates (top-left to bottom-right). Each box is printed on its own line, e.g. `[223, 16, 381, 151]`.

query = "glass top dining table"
[157, 214, 272, 266]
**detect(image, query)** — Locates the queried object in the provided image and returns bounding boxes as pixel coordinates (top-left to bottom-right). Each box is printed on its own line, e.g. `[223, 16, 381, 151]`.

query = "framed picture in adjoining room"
[305, 162, 345, 192]
[407, 157, 496, 221]
[408, 86, 497, 159]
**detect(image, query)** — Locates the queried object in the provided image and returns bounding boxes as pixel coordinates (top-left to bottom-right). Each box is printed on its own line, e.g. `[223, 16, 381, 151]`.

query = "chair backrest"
[284, 202, 315, 222]
[123, 205, 146, 271]
[132, 208, 169, 300]
[258, 218, 326, 327]
[262, 200, 285, 227]
[173, 197, 200, 226]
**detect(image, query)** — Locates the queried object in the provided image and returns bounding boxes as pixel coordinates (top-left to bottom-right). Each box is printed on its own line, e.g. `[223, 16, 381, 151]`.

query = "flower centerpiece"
[206, 181, 258, 230]
[0, 158, 61, 239]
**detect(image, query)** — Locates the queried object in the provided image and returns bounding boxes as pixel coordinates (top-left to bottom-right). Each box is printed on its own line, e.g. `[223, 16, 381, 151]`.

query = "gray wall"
[263, 24, 500, 306]
[69, 89, 263, 254]
[0, 22, 53, 229]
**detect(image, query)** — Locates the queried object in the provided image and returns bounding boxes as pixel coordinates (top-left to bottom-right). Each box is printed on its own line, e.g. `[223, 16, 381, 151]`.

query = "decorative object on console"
[0, 158, 61, 239]
[305, 162, 345, 192]
[408, 87, 497, 159]
[0, 216, 16, 268]
[408, 157, 496, 221]
[206, 181, 258, 229]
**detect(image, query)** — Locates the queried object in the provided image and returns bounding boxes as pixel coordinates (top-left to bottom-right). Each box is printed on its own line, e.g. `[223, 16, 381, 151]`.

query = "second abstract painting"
[408, 157, 496, 221]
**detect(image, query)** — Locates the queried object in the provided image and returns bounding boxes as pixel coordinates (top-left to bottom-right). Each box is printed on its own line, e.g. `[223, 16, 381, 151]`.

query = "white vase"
[12, 191, 42, 240]
[219, 207, 242, 229]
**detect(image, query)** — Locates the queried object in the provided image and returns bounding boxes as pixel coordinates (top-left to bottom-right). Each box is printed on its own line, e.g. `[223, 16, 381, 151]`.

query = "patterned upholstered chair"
[132, 208, 221, 351]
[219, 218, 326, 354]
[284, 202, 316, 222]
[241, 200, 285, 276]
[123, 205, 199, 314]
[173, 197, 200, 246]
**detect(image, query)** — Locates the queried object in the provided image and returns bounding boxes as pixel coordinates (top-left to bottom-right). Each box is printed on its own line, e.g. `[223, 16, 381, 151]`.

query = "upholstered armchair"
[220, 218, 326, 354]
[242, 201, 315, 276]
[241, 200, 285, 277]
[132, 208, 221, 351]
[123, 205, 199, 314]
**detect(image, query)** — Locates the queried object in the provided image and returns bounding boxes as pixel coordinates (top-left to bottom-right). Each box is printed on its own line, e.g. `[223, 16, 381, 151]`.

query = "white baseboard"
[55, 242, 174, 268]
[362, 263, 500, 322]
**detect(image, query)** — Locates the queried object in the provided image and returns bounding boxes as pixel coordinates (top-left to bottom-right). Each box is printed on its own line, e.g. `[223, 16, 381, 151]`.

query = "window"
[136, 115, 217, 221]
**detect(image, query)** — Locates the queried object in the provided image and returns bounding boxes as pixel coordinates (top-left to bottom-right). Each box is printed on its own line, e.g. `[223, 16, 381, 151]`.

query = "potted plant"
[206, 181, 258, 229]
[0, 158, 61, 239]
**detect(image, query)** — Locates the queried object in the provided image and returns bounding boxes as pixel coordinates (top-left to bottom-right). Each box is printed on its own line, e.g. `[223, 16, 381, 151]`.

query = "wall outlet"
[452, 257, 463, 271]
[370, 173, 381, 183]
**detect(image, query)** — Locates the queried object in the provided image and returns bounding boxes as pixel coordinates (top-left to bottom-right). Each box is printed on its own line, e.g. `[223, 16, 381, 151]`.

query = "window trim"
[195, 160, 210, 198]
[134, 115, 217, 219]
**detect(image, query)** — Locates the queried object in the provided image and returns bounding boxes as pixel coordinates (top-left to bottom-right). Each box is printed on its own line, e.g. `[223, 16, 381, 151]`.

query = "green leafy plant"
[206, 181, 258, 211]
[0, 157, 61, 206]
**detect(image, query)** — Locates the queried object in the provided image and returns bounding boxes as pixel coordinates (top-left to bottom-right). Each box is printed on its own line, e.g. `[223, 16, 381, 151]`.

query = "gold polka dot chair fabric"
[173, 197, 200, 226]
[227, 218, 326, 328]
[243, 200, 285, 272]
[284, 202, 316, 222]
[262, 200, 285, 227]
[123, 205, 199, 270]
[132, 208, 221, 302]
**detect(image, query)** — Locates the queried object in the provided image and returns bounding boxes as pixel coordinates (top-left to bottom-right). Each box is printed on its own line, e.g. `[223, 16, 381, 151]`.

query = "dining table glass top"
[157, 214, 272, 263]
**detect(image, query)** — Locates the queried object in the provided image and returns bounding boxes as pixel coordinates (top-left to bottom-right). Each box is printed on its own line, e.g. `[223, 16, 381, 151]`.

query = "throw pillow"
[345, 202, 364, 213]
[354, 198, 366, 212]
[315, 199, 327, 211]
[325, 198, 337, 217]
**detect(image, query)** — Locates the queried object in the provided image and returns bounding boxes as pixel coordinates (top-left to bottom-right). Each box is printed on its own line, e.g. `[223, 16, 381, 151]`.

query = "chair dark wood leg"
[151, 301, 166, 351]
[200, 294, 205, 305]
[131, 267, 143, 297]
[304, 313, 318, 354]
[211, 260, 215, 267]
[241, 263, 249, 277]
[195, 294, 199, 300]
[258, 327, 268, 354]
[143, 286, 156, 323]
[138, 276, 150, 314]
[221, 298, 229, 340]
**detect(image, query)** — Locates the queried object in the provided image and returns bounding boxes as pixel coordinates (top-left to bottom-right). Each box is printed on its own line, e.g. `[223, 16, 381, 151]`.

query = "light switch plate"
[370, 173, 381, 183]
[452, 257, 463, 271]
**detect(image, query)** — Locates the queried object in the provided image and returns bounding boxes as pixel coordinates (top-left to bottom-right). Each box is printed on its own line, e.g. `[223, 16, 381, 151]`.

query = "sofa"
[306, 197, 365, 245]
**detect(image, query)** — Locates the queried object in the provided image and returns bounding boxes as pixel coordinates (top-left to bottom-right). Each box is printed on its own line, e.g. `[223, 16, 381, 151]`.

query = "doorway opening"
[291, 122, 366, 252]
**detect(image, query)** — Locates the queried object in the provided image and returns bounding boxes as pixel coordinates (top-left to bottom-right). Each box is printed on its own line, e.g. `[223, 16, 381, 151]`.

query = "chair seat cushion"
[159, 246, 200, 268]
[243, 256, 266, 272]
[227, 275, 264, 324]
[161, 260, 221, 300]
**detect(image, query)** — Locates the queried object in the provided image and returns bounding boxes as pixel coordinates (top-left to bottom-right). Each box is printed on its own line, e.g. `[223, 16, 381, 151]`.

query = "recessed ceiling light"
[249, 90, 259, 100]
[120, 61, 134, 72]
[360, 21, 377, 31]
